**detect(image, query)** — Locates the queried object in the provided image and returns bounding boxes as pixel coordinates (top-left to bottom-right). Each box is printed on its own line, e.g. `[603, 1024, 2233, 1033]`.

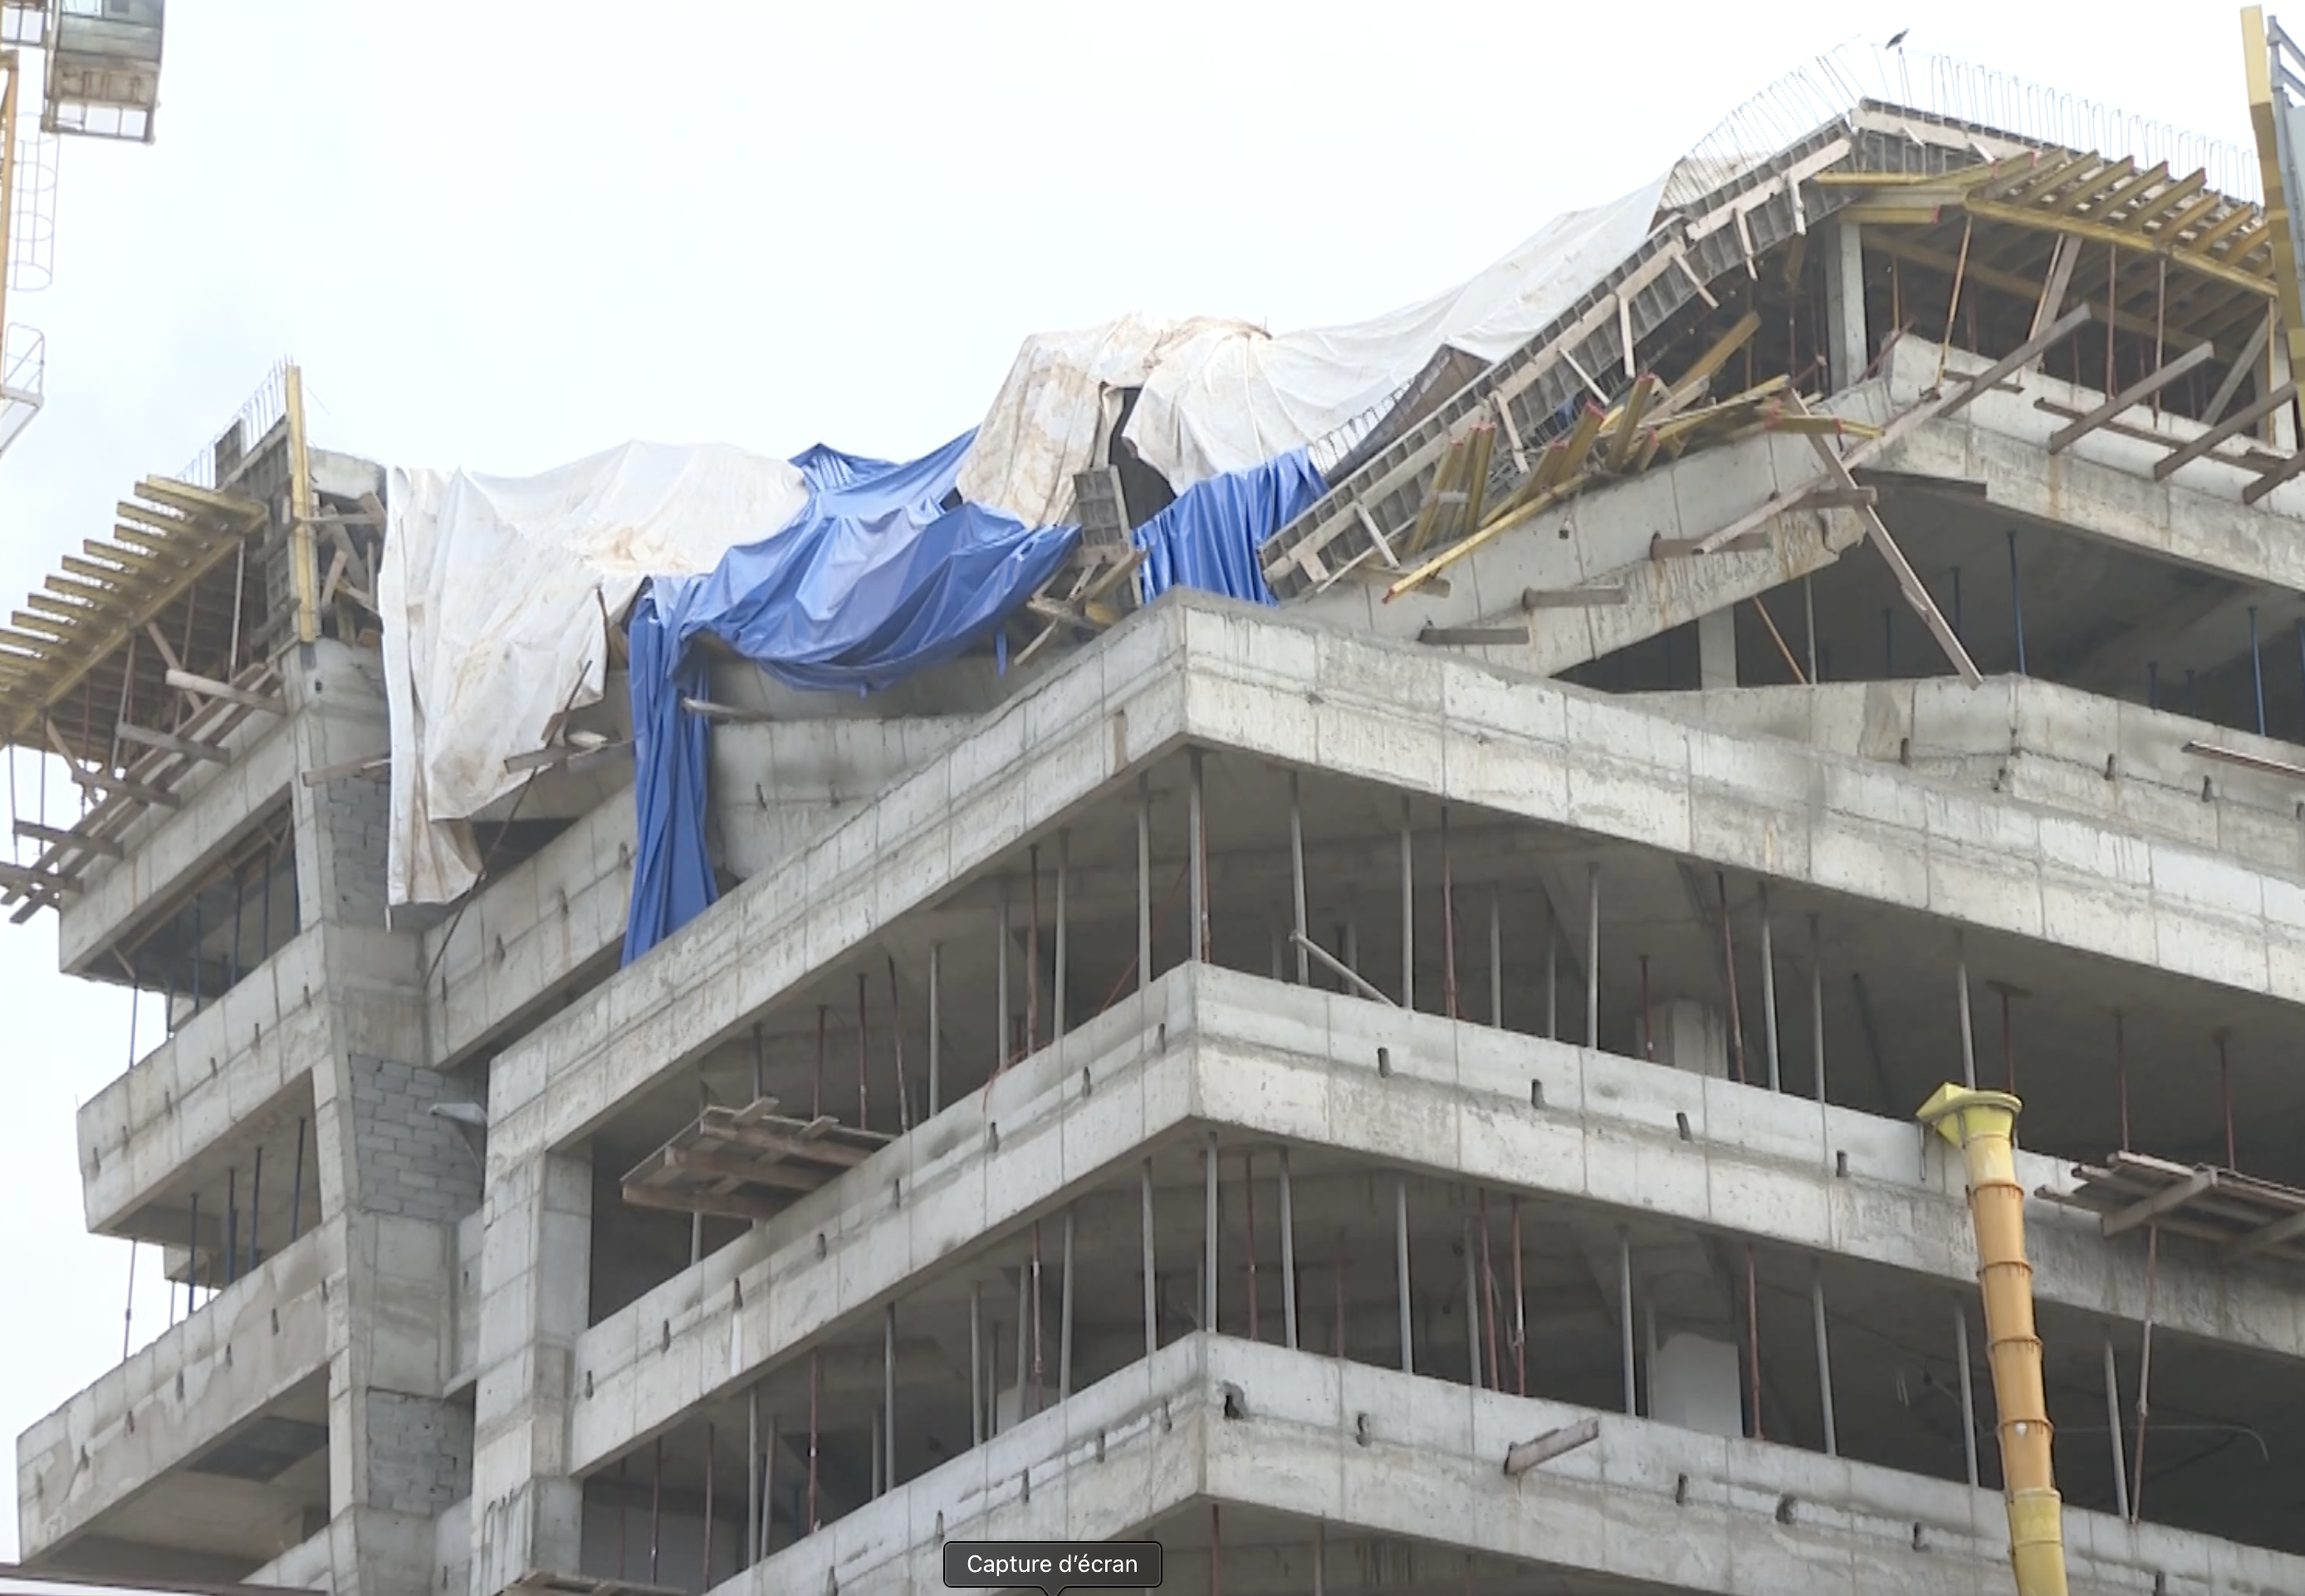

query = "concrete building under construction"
[17, 24, 2305, 1596]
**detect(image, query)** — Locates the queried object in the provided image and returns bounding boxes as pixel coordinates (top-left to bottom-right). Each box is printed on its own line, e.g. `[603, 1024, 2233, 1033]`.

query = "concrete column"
[1823, 218, 1867, 392]
[470, 1147, 593, 1593]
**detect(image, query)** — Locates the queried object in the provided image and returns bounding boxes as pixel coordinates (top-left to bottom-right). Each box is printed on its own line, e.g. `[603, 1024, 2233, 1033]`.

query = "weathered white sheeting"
[957, 172, 1668, 526]
[380, 442, 809, 907]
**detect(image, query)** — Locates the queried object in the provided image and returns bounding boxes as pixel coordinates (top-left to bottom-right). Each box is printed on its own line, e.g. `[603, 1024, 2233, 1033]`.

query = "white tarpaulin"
[957, 171, 1670, 527]
[380, 442, 810, 907]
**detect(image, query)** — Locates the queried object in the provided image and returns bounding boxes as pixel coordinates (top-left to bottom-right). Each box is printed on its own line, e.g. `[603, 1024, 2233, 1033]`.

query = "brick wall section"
[366, 1391, 472, 1515]
[323, 769, 394, 929]
[349, 1053, 482, 1223]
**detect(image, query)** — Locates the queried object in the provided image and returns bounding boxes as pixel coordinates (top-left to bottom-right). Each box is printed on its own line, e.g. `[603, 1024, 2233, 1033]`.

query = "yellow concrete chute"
[1918, 1084, 2068, 1596]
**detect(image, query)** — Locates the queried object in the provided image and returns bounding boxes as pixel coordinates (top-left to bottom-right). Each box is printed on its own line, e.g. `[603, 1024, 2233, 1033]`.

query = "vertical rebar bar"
[1060, 1207, 1075, 1403]
[1142, 1158, 1158, 1360]
[970, 1284, 984, 1448]
[1759, 885, 1781, 1091]
[617, 1456, 628, 1577]
[2251, 605, 2268, 736]
[1204, 1131, 1219, 1335]
[1290, 774, 1309, 986]
[1030, 1221, 1045, 1415]
[1809, 913, 1827, 1102]
[1618, 1226, 1635, 1416]
[1395, 1179, 1414, 1374]
[1812, 1266, 1837, 1456]
[185, 1192, 198, 1317]
[1639, 954, 1652, 1060]
[1190, 751, 1208, 963]
[1335, 1229, 1347, 1360]
[122, 1240, 136, 1361]
[856, 972, 870, 1132]
[1585, 864, 1601, 1048]
[1545, 902, 1559, 1040]
[1399, 797, 1414, 1009]
[2008, 528, 2028, 675]
[1804, 573, 1820, 683]
[1279, 1148, 1298, 1351]
[1015, 1252, 1030, 1416]
[1955, 1304, 1980, 1488]
[814, 1004, 826, 1120]
[762, 1407, 776, 1558]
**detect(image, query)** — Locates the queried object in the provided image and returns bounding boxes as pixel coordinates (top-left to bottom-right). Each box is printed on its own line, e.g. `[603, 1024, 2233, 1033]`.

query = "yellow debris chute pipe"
[1918, 1084, 2067, 1596]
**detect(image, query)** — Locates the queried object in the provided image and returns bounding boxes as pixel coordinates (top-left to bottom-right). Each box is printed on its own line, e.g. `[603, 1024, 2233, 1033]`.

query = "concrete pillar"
[1823, 218, 1867, 392]
[1696, 609, 1738, 691]
[470, 1147, 593, 1592]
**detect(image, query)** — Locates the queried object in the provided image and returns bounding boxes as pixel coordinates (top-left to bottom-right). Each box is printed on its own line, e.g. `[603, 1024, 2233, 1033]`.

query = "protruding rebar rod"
[761, 1406, 777, 1558]
[1395, 1179, 1414, 1374]
[702, 1421, 716, 1579]
[225, 1165, 237, 1285]
[1461, 1216, 1480, 1384]
[1639, 953, 1652, 1059]
[1585, 865, 1601, 1048]
[1142, 1158, 1158, 1359]
[1546, 901, 1558, 1040]
[2009, 527, 2028, 675]
[2115, 1011, 2128, 1152]
[1279, 1148, 1298, 1351]
[1744, 1245, 1762, 1441]
[1759, 885, 1782, 1091]
[2131, 1223, 2160, 1524]
[651, 1437, 663, 1579]
[1290, 774, 1309, 986]
[814, 1004, 826, 1120]
[1812, 1266, 1837, 1456]
[1030, 1221, 1045, 1415]
[1717, 873, 1748, 1084]
[885, 955, 909, 1133]
[185, 1192, 198, 1317]
[1618, 1226, 1635, 1416]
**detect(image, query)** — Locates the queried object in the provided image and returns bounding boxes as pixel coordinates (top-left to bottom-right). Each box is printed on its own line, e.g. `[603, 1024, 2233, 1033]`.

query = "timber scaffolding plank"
[0, 656, 285, 922]
[2040, 1151, 2305, 1266]
[1258, 114, 1989, 602]
[619, 1097, 892, 1223]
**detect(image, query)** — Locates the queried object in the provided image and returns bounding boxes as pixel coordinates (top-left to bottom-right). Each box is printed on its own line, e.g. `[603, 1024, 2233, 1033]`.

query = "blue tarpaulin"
[1132, 448, 1325, 607]
[621, 432, 1079, 963]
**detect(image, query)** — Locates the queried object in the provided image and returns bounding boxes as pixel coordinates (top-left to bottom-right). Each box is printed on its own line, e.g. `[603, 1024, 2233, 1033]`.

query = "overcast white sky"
[0, 0, 2265, 1560]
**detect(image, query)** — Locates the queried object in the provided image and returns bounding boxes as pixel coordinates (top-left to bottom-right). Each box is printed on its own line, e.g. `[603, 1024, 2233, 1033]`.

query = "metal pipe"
[1290, 774, 1309, 986]
[996, 877, 1011, 1067]
[2102, 1333, 2130, 1522]
[1759, 885, 1781, 1091]
[747, 1387, 761, 1567]
[1015, 1247, 1030, 1414]
[1399, 797, 1414, 1008]
[1060, 1207, 1075, 1402]
[1804, 573, 1819, 682]
[1920, 1084, 2068, 1595]
[1812, 1266, 1838, 1456]
[702, 1422, 716, 1580]
[2251, 605, 2267, 736]
[1030, 1221, 1045, 1415]
[814, 1004, 826, 1120]
[1810, 914, 1828, 1102]
[806, 1351, 819, 1533]
[884, 1303, 897, 1489]
[278, 1112, 302, 1246]
[1204, 1132, 1219, 1334]
[1585, 864, 1601, 1048]
[247, 1144, 263, 1268]
[886, 955, 909, 1133]
[1546, 902, 1558, 1041]
[1617, 1226, 1635, 1416]
[1335, 1228, 1347, 1359]
[1957, 1302, 1981, 1488]
[2009, 528, 2028, 676]
[1189, 750, 1208, 962]
[762, 1406, 776, 1558]
[617, 1456, 628, 1576]
[1244, 1151, 1260, 1342]
[1142, 1158, 1158, 1359]
[2219, 1031, 2236, 1168]
[186, 1192, 198, 1315]
[122, 1239, 136, 1361]
[1278, 1149, 1299, 1350]
[650, 1437, 663, 1580]
[1462, 1217, 1480, 1384]
[1291, 932, 1393, 1006]
[1138, 773, 1152, 993]
[970, 1285, 984, 1448]
[1395, 1178, 1414, 1374]
[1639, 953, 1652, 1059]
[856, 972, 870, 1132]
[2115, 1012, 2129, 1152]
[1027, 843, 1041, 1054]
[225, 1165, 237, 1285]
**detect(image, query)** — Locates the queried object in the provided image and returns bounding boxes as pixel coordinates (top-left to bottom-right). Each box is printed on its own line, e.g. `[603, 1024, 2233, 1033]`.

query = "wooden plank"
[707, 1119, 878, 1166]
[115, 721, 229, 764]
[13, 820, 122, 859]
[2153, 382, 2298, 480]
[1417, 625, 1529, 647]
[1936, 304, 2097, 417]
[2047, 341, 2216, 453]
[664, 1145, 831, 1192]
[164, 668, 282, 713]
[2242, 444, 2305, 505]
[1602, 375, 1660, 471]
[1504, 1415, 1601, 1477]
[0, 860, 73, 897]
[2203, 309, 2275, 426]
[619, 1180, 784, 1223]
[2102, 1168, 2215, 1236]
[2223, 1206, 2305, 1262]
[1520, 584, 1628, 609]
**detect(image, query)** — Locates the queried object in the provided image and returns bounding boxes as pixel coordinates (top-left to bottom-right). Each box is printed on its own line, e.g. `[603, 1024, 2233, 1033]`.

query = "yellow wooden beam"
[1955, 197, 2276, 297]
[284, 367, 319, 646]
[2123, 169, 2208, 231]
[1603, 375, 1660, 472]
[2243, 6, 2305, 370]
[1840, 201, 1952, 227]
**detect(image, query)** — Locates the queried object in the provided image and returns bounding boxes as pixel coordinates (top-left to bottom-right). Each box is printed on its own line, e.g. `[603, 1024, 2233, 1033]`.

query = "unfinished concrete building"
[17, 31, 2305, 1596]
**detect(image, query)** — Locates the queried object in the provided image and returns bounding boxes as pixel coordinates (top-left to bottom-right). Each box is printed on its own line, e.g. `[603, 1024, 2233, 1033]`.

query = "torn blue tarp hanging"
[1133, 448, 1325, 608]
[621, 431, 1079, 963]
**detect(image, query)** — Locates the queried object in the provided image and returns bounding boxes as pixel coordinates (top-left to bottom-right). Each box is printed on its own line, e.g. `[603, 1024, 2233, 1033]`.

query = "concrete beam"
[736, 1334, 2305, 1596]
[565, 965, 2303, 1480]
[15, 1221, 342, 1560]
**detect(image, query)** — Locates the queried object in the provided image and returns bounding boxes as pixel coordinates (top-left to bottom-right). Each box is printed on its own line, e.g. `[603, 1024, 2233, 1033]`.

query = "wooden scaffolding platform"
[619, 1097, 892, 1223]
[2038, 1149, 2305, 1266]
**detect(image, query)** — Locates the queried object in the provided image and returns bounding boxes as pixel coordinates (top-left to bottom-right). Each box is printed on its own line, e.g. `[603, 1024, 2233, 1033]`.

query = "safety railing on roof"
[1665, 40, 2259, 212]
[174, 356, 294, 488]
